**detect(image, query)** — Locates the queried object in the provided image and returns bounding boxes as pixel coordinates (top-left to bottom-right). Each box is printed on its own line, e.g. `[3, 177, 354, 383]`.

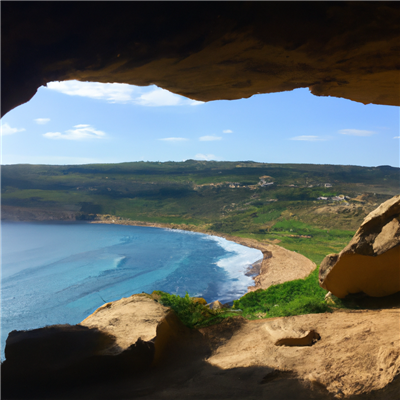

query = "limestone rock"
[319, 195, 400, 298]
[80, 293, 170, 355]
[204, 309, 400, 398]
[2, 2, 400, 117]
[2, 323, 155, 392]
[3, 302, 400, 398]
[2, 293, 210, 397]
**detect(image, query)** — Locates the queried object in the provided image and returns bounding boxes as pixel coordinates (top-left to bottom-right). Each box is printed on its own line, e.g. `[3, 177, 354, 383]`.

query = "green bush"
[155, 291, 229, 329]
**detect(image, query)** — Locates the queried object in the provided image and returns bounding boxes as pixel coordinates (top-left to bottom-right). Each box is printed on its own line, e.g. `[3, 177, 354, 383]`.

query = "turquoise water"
[1, 221, 261, 359]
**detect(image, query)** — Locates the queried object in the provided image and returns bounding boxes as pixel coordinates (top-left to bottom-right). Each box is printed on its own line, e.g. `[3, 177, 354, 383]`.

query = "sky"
[1, 80, 399, 167]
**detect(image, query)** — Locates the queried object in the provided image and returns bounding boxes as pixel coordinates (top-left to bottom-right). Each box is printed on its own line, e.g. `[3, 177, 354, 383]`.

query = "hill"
[2, 161, 399, 263]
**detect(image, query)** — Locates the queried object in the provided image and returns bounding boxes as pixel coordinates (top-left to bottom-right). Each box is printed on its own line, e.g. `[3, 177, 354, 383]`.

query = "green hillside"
[2, 161, 399, 263]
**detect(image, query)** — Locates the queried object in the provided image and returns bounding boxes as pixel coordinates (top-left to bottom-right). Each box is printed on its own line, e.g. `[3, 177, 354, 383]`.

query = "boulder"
[80, 293, 170, 355]
[1, 293, 210, 398]
[2, 294, 170, 393]
[319, 195, 400, 298]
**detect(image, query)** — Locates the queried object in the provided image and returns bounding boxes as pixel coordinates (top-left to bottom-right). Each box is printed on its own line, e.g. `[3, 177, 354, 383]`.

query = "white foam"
[203, 235, 263, 302]
[162, 228, 263, 301]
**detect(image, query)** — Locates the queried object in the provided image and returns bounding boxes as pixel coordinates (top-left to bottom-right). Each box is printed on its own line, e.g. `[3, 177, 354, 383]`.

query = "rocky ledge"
[2, 294, 399, 399]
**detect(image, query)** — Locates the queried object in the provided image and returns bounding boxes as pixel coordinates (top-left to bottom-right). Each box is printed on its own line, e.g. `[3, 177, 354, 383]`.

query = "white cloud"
[34, 118, 50, 125]
[190, 100, 205, 106]
[394, 136, 400, 139]
[195, 153, 220, 161]
[46, 80, 204, 107]
[43, 124, 106, 140]
[136, 88, 181, 106]
[199, 136, 222, 141]
[223, 129, 233, 133]
[289, 135, 327, 142]
[47, 81, 134, 103]
[158, 137, 189, 142]
[1, 123, 25, 136]
[338, 129, 376, 137]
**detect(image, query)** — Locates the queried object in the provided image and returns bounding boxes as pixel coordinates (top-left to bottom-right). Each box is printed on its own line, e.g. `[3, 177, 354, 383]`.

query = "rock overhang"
[2, 2, 400, 117]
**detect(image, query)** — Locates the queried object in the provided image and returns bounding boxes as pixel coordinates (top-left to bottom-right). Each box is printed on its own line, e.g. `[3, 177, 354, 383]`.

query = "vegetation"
[155, 267, 335, 328]
[233, 268, 331, 319]
[2, 161, 398, 325]
[154, 291, 238, 329]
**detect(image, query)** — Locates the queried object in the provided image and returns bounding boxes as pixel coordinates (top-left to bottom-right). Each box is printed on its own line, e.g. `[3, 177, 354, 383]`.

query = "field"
[2, 161, 398, 264]
[2, 161, 399, 323]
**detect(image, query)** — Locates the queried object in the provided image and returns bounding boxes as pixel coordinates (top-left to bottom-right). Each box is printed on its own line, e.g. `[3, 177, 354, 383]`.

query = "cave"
[2, 1, 399, 118]
[2, 2, 400, 399]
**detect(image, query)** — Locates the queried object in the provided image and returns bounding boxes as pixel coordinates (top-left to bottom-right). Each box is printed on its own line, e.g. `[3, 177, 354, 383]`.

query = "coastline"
[89, 215, 316, 293]
[1, 211, 316, 293]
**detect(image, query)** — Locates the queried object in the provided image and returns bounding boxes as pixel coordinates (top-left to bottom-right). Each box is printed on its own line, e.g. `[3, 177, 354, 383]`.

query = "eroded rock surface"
[202, 310, 400, 398]
[3, 294, 400, 399]
[80, 293, 170, 355]
[319, 195, 400, 298]
[2, 2, 400, 117]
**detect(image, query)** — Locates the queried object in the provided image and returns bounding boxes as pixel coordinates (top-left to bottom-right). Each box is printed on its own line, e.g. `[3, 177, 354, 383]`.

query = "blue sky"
[1, 80, 399, 167]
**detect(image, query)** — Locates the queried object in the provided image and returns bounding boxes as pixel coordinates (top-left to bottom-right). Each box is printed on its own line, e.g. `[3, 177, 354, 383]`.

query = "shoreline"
[89, 217, 271, 292]
[89, 215, 316, 293]
[2, 213, 316, 294]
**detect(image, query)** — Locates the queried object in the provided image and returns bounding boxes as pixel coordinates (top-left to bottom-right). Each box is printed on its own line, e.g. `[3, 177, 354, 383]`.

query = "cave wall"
[2, 2, 400, 117]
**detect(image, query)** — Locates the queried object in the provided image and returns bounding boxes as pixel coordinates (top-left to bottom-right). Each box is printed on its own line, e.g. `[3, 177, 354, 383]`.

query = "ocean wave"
[163, 228, 204, 236]
[205, 235, 262, 302]
[113, 255, 127, 269]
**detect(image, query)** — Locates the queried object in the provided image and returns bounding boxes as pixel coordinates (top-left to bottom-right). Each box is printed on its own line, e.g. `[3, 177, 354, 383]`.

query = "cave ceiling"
[2, 2, 399, 117]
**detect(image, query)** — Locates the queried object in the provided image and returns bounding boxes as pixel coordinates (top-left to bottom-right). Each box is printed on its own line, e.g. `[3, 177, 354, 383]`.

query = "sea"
[0, 221, 262, 360]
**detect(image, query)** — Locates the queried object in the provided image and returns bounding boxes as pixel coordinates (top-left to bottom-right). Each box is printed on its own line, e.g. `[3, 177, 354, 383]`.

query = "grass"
[233, 268, 331, 319]
[153, 267, 334, 329]
[154, 291, 237, 329]
[2, 161, 397, 326]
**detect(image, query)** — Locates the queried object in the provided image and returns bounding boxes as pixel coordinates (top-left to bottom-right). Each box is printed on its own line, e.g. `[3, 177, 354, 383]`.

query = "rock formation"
[79, 293, 170, 355]
[2, 2, 400, 117]
[2, 294, 210, 398]
[319, 195, 400, 298]
[4, 296, 399, 399]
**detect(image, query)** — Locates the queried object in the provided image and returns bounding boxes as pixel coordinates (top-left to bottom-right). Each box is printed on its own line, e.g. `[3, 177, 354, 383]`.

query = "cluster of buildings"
[317, 195, 350, 201]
